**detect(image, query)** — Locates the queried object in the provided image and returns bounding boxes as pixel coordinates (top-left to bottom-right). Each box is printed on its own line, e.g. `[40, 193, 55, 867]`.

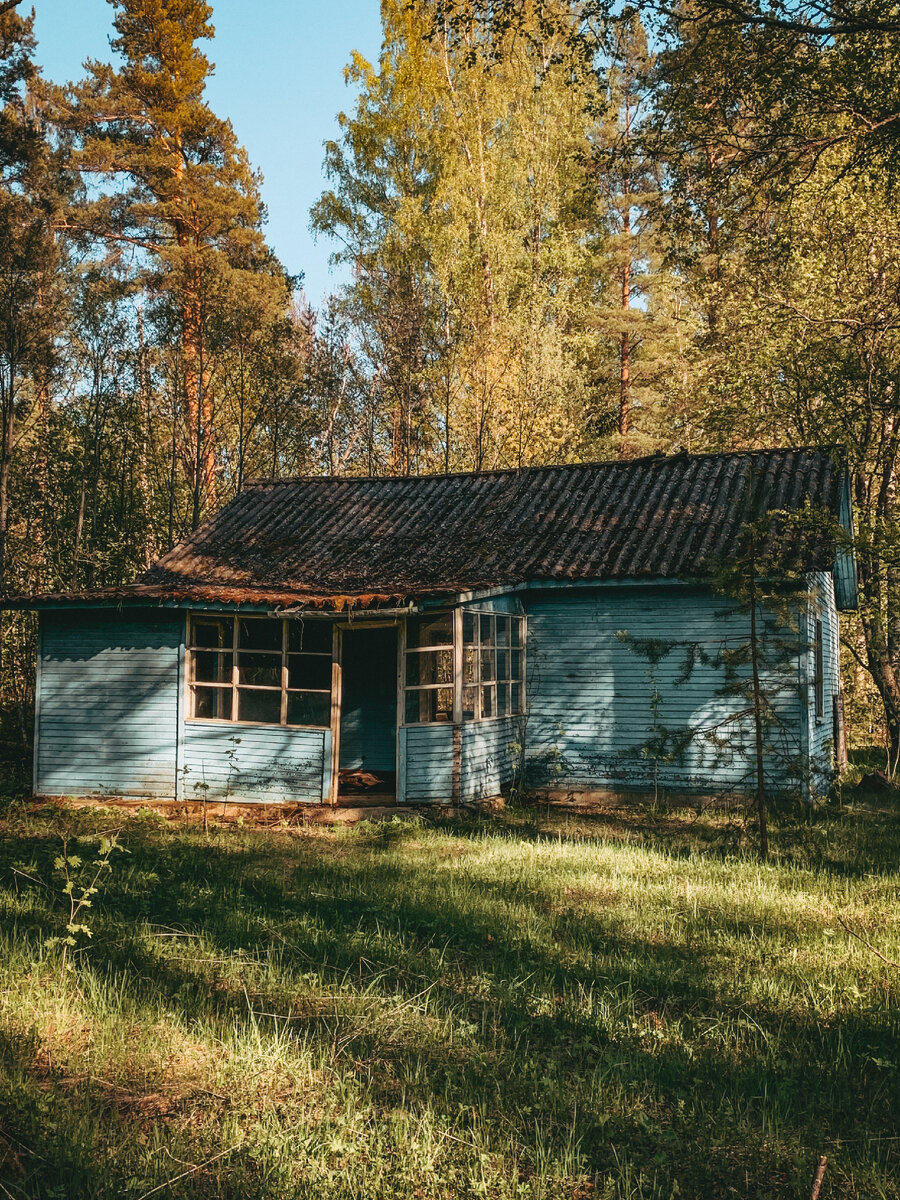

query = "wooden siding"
[182, 722, 329, 803]
[36, 612, 182, 798]
[460, 595, 525, 615]
[524, 586, 806, 796]
[400, 724, 454, 802]
[460, 716, 522, 800]
[808, 572, 840, 791]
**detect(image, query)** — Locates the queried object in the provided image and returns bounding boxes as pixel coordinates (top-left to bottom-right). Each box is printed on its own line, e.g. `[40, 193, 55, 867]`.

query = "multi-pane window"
[188, 616, 332, 727]
[403, 610, 525, 725]
[404, 613, 454, 724]
[463, 611, 525, 721]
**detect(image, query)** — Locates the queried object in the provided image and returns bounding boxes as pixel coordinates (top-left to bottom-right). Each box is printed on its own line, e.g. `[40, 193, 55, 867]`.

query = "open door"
[334, 625, 399, 802]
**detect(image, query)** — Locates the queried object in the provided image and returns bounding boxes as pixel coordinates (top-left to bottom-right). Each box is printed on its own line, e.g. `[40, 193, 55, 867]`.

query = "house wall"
[523, 584, 815, 798]
[35, 611, 183, 798]
[400, 724, 454, 802]
[182, 722, 331, 803]
[807, 572, 840, 792]
[460, 716, 521, 801]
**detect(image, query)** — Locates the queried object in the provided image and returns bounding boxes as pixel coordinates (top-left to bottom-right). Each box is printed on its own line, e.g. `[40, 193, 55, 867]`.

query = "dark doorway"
[338, 626, 398, 800]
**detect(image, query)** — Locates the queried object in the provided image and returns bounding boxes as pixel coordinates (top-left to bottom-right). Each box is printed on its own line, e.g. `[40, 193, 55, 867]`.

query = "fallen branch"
[809, 1154, 827, 1200]
[131, 1144, 240, 1200]
[837, 917, 900, 969]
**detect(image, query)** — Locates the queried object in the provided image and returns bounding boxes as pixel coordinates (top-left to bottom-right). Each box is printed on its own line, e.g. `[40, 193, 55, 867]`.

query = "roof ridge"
[243, 445, 840, 489]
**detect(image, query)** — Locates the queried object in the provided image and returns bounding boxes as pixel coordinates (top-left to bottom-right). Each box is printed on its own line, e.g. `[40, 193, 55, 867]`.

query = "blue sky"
[33, 0, 383, 303]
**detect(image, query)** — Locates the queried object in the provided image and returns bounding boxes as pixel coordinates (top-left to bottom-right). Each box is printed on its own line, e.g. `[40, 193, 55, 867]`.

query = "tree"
[51, 0, 282, 529]
[0, 1, 64, 596]
[314, 0, 606, 474]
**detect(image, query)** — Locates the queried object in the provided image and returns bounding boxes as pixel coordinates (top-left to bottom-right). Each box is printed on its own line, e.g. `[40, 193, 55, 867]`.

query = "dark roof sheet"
[17, 448, 847, 610]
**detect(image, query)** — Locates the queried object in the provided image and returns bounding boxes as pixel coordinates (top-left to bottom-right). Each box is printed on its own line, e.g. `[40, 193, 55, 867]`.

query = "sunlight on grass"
[0, 803, 897, 1198]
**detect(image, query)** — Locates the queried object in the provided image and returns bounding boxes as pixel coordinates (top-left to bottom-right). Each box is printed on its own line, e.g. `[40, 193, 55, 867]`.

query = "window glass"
[407, 613, 453, 648]
[287, 621, 332, 654]
[188, 616, 333, 727]
[238, 618, 282, 652]
[237, 652, 281, 688]
[193, 651, 232, 684]
[401, 609, 525, 725]
[191, 617, 230, 649]
[463, 647, 477, 684]
[406, 648, 453, 687]
[288, 654, 332, 691]
[287, 692, 330, 727]
[405, 687, 453, 724]
[237, 688, 281, 724]
[192, 686, 231, 720]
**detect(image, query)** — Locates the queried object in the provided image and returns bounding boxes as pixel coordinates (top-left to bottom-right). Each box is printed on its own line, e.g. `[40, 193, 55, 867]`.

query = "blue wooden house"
[17, 448, 856, 807]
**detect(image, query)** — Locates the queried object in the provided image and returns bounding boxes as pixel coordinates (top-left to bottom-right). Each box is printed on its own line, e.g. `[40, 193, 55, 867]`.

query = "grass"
[0, 797, 897, 1199]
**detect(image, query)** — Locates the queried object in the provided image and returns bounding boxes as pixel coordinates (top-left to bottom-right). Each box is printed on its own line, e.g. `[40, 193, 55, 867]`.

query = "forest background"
[0, 0, 898, 785]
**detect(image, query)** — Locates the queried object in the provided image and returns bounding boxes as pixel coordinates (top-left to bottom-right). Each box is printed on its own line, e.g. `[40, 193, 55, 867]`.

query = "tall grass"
[0, 799, 897, 1198]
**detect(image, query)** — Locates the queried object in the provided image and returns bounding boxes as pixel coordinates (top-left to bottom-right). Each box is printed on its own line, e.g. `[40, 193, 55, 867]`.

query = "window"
[814, 618, 824, 720]
[403, 610, 526, 725]
[187, 615, 332, 727]
[404, 613, 454, 725]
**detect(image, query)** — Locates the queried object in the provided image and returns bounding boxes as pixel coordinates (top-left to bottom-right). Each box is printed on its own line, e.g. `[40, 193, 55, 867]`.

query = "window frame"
[814, 616, 825, 722]
[401, 608, 526, 727]
[186, 614, 333, 729]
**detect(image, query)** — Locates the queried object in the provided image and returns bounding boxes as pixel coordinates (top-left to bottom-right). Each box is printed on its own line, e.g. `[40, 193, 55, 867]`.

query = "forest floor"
[0, 791, 898, 1199]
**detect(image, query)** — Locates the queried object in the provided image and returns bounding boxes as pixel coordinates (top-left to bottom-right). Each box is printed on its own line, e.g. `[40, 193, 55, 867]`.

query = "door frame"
[329, 620, 401, 806]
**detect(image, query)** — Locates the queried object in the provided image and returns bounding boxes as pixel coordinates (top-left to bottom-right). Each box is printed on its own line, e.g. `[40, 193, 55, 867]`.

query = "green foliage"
[42, 829, 127, 978]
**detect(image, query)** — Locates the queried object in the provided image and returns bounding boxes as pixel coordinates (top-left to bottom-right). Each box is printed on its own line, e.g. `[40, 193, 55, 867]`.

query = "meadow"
[0, 796, 897, 1199]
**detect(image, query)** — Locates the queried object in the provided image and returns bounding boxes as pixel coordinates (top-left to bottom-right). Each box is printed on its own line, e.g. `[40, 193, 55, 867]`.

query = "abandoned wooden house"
[14, 448, 856, 807]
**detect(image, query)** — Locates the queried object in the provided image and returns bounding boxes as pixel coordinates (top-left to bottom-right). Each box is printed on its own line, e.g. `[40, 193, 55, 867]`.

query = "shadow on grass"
[1, 809, 898, 1199]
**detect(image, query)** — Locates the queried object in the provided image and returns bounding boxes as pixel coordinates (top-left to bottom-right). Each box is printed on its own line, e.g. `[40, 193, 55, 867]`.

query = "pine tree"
[0, 0, 63, 595]
[53, 0, 279, 528]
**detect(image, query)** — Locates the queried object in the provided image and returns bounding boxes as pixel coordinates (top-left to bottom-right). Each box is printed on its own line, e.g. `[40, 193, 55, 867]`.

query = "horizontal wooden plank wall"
[182, 722, 329, 803]
[459, 716, 522, 800]
[808, 572, 840, 791]
[524, 586, 807, 796]
[37, 611, 182, 798]
[401, 724, 454, 802]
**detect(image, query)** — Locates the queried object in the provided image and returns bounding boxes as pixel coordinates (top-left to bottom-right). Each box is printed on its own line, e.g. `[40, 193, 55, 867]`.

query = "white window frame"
[401, 608, 526, 726]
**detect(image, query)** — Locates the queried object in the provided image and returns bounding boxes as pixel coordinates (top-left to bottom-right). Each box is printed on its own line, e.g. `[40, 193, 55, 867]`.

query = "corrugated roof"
[15, 448, 848, 610]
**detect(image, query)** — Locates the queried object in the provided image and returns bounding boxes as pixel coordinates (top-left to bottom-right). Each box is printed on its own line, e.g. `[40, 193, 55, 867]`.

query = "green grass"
[0, 799, 898, 1199]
